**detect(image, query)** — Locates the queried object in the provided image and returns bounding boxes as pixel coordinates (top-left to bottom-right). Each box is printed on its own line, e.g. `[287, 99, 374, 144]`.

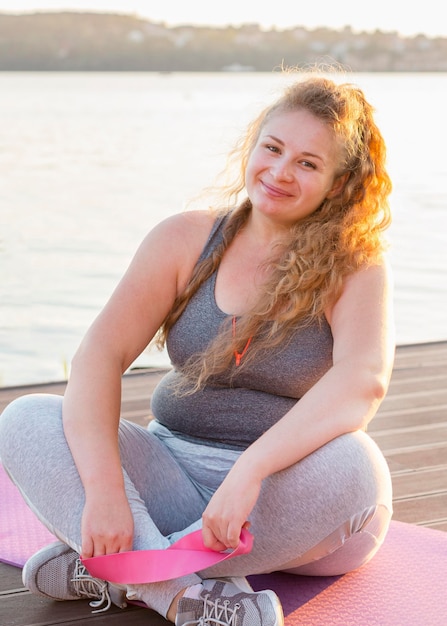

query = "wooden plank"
[392, 493, 447, 526]
[392, 342, 447, 363]
[369, 406, 447, 431]
[429, 520, 447, 532]
[391, 466, 447, 499]
[376, 389, 447, 412]
[368, 344, 447, 532]
[385, 370, 447, 387]
[382, 442, 447, 472]
[370, 423, 447, 452]
[0, 562, 22, 593]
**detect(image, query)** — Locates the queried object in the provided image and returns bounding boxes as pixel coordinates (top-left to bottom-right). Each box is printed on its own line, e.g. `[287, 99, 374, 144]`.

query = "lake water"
[1, 71, 446, 387]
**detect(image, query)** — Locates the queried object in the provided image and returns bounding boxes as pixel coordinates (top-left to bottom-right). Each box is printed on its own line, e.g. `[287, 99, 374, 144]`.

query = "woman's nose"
[271, 158, 294, 181]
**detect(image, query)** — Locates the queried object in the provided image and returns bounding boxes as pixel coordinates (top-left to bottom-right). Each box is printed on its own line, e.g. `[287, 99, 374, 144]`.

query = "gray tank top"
[151, 215, 334, 450]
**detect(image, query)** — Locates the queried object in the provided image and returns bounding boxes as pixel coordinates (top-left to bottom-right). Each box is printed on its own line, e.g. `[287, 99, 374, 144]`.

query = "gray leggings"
[0, 393, 392, 617]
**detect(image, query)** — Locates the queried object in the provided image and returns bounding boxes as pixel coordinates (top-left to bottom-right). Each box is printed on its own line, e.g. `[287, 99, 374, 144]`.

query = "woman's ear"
[327, 172, 349, 198]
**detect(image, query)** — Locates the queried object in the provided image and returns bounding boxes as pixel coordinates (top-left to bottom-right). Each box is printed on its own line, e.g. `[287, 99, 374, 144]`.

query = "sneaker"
[22, 540, 126, 613]
[176, 578, 284, 626]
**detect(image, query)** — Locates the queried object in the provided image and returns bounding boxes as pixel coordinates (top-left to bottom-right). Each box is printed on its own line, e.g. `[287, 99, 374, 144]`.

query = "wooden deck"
[1, 340, 447, 625]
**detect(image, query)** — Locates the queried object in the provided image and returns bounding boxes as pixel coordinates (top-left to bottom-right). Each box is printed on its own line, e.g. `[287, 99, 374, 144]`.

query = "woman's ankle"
[166, 586, 190, 623]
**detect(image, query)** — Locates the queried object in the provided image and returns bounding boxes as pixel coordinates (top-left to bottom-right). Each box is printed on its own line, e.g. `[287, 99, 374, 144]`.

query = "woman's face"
[245, 108, 345, 228]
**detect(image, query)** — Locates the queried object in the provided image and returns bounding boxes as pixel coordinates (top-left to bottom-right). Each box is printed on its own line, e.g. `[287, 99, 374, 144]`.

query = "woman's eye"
[301, 160, 316, 169]
[266, 144, 280, 153]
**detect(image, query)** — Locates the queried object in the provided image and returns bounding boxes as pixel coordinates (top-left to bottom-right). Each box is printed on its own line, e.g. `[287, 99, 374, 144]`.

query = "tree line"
[1, 11, 446, 72]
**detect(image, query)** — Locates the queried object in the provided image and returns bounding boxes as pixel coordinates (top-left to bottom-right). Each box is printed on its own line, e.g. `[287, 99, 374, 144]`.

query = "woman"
[0, 71, 395, 626]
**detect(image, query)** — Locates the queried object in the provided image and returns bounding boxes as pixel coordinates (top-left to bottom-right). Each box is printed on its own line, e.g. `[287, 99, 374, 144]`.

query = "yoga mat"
[249, 520, 447, 625]
[2, 461, 447, 625]
[0, 462, 56, 567]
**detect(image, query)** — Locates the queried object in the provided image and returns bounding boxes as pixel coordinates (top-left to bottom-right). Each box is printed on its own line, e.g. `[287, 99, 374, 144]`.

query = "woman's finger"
[202, 524, 228, 551]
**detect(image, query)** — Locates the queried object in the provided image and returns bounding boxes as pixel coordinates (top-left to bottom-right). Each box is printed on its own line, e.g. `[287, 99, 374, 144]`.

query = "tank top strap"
[197, 213, 230, 264]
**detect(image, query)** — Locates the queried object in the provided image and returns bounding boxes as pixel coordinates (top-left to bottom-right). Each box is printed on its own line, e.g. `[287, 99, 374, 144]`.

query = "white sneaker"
[176, 577, 284, 626]
[22, 540, 126, 613]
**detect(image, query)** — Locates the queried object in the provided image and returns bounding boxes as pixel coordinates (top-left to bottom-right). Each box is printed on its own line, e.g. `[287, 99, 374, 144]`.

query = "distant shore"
[1, 11, 447, 72]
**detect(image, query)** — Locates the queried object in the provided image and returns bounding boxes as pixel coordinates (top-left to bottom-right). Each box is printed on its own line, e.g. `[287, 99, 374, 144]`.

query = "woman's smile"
[260, 180, 293, 198]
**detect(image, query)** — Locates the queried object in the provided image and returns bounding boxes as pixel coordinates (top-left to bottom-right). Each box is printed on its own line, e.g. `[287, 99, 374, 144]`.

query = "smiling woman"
[1, 68, 394, 626]
[162, 73, 391, 391]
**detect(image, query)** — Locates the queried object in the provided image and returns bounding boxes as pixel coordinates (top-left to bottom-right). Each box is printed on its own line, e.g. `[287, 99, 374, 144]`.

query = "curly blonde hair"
[157, 72, 392, 392]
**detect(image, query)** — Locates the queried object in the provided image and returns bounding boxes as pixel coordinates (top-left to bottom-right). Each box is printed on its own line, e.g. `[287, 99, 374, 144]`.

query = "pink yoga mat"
[249, 520, 447, 625]
[1, 462, 446, 625]
[0, 462, 56, 567]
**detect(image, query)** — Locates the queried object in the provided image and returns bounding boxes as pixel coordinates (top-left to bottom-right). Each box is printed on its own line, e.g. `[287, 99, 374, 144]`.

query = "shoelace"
[71, 559, 112, 613]
[183, 595, 241, 626]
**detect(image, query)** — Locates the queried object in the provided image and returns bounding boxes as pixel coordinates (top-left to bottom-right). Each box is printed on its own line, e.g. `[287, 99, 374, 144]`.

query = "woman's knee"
[0, 393, 63, 468]
[281, 503, 392, 576]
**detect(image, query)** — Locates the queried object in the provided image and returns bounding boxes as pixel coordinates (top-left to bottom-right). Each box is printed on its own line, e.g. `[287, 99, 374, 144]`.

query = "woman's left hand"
[201, 469, 261, 551]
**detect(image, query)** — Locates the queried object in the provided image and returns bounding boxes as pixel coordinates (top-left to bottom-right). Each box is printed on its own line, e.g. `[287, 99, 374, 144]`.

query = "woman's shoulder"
[143, 210, 222, 290]
[155, 210, 219, 243]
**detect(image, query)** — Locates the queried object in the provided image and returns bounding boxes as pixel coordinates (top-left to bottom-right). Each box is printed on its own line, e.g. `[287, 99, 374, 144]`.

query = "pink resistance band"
[81, 527, 253, 585]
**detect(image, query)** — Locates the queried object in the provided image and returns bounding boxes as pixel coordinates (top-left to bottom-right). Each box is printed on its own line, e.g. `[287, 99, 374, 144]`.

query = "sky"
[0, 0, 445, 39]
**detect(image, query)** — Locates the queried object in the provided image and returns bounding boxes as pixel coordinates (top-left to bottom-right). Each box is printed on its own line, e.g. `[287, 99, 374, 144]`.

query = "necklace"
[232, 316, 252, 367]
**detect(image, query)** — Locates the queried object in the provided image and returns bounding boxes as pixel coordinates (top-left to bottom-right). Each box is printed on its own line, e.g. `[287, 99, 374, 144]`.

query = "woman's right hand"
[80, 488, 134, 558]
